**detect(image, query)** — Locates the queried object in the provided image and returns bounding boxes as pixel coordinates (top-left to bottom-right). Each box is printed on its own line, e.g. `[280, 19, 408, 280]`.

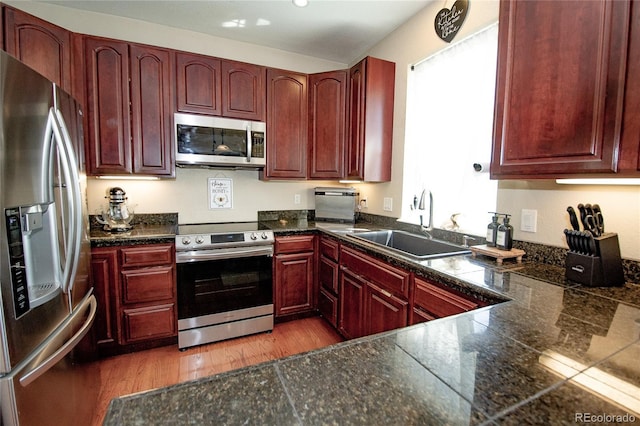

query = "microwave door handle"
[246, 123, 252, 163]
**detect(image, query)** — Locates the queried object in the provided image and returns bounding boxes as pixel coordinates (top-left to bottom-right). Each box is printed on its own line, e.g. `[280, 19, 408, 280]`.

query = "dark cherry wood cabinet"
[90, 243, 177, 356]
[338, 245, 409, 338]
[346, 56, 395, 182]
[410, 276, 482, 325]
[90, 247, 119, 351]
[491, 0, 633, 178]
[264, 68, 308, 179]
[317, 236, 340, 327]
[175, 51, 222, 116]
[3, 6, 74, 93]
[83, 36, 174, 177]
[129, 44, 174, 176]
[83, 37, 131, 175]
[365, 282, 409, 335]
[221, 59, 266, 121]
[338, 267, 366, 339]
[619, 1, 640, 174]
[274, 235, 316, 318]
[308, 71, 347, 179]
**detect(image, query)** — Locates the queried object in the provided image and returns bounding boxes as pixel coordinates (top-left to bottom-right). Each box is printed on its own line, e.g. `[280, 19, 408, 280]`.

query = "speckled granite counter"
[90, 213, 178, 247]
[104, 220, 640, 425]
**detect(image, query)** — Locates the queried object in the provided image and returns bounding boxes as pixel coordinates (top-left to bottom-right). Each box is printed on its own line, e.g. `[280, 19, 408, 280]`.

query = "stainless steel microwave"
[175, 113, 266, 169]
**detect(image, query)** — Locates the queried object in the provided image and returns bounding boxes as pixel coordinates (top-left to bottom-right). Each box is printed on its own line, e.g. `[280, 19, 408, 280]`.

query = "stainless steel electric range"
[175, 222, 274, 350]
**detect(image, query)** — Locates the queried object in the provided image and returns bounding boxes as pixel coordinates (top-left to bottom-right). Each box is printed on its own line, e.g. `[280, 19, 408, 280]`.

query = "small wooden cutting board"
[469, 244, 526, 265]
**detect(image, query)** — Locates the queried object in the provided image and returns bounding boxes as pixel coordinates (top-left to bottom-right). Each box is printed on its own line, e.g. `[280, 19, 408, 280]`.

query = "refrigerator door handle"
[48, 107, 82, 295]
[18, 294, 96, 387]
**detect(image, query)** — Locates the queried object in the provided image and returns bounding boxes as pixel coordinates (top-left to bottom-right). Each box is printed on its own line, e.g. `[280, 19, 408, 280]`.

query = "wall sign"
[208, 177, 233, 209]
[434, 0, 469, 43]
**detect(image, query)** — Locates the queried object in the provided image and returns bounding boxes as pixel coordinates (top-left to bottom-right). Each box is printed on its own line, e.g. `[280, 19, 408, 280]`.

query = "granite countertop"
[104, 220, 640, 425]
[89, 213, 178, 247]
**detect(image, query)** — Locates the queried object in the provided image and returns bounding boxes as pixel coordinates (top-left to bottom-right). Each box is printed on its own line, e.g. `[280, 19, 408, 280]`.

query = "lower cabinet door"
[365, 283, 408, 335]
[122, 303, 176, 343]
[338, 268, 365, 339]
[274, 251, 315, 317]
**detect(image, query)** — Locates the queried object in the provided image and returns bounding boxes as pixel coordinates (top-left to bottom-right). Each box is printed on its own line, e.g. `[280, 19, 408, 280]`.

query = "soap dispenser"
[486, 213, 500, 247]
[496, 214, 513, 251]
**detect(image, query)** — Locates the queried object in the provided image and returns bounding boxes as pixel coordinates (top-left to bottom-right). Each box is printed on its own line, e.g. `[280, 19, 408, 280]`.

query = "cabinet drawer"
[122, 303, 176, 343]
[121, 244, 174, 267]
[121, 266, 175, 304]
[413, 277, 479, 318]
[318, 255, 339, 294]
[319, 237, 339, 262]
[275, 235, 315, 254]
[318, 287, 338, 328]
[340, 246, 410, 298]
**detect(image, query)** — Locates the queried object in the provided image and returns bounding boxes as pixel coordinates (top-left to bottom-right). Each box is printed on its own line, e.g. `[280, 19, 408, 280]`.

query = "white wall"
[10, 1, 640, 260]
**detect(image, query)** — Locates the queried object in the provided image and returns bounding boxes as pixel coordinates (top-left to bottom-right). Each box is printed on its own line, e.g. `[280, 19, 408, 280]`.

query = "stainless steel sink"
[348, 229, 471, 260]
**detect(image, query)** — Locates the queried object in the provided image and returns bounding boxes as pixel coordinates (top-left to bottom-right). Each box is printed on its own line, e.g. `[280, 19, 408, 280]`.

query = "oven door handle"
[176, 246, 273, 263]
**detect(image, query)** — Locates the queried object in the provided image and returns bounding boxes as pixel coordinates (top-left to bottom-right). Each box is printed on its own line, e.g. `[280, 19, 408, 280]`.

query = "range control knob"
[249, 232, 258, 240]
[195, 236, 205, 244]
[181, 237, 191, 245]
[261, 232, 269, 240]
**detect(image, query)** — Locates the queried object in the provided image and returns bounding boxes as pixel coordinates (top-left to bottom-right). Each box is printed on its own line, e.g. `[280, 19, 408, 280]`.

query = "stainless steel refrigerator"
[0, 50, 99, 425]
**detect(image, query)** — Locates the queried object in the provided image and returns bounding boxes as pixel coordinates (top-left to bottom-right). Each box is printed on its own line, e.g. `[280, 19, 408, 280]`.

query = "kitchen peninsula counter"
[103, 220, 640, 425]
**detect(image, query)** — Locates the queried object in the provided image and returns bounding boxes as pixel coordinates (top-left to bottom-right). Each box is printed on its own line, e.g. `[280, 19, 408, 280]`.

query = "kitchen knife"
[592, 204, 604, 234]
[577, 204, 589, 231]
[564, 229, 574, 252]
[584, 230, 597, 257]
[566, 206, 580, 231]
[570, 230, 581, 254]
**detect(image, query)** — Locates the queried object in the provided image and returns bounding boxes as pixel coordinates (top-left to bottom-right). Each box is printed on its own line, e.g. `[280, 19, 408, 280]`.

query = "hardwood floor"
[91, 317, 343, 425]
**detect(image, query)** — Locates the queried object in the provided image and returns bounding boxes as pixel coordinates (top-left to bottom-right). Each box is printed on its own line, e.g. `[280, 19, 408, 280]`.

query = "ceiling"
[39, 0, 432, 64]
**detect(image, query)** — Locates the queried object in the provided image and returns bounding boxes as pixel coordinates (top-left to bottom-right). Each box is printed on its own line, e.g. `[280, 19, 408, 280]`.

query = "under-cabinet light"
[292, 0, 308, 7]
[556, 178, 640, 186]
[339, 180, 362, 184]
[95, 176, 160, 181]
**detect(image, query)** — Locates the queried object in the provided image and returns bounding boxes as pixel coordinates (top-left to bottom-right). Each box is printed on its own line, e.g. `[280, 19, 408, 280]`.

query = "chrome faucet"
[418, 189, 433, 239]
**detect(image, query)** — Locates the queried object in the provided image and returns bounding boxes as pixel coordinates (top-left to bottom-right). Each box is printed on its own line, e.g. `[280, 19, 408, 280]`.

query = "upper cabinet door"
[84, 37, 132, 175]
[264, 68, 308, 179]
[308, 71, 347, 179]
[130, 44, 174, 176]
[221, 60, 266, 121]
[175, 52, 222, 116]
[4, 6, 72, 93]
[619, 1, 640, 174]
[491, 0, 631, 178]
[346, 57, 395, 182]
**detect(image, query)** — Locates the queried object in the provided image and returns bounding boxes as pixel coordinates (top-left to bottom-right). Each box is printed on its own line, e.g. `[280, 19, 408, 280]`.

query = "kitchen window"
[403, 23, 499, 235]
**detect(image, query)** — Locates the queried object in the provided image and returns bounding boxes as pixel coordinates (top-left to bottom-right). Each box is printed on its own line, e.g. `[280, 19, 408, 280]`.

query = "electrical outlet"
[521, 209, 537, 232]
[294, 194, 301, 205]
[383, 197, 393, 211]
[360, 198, 368, 209]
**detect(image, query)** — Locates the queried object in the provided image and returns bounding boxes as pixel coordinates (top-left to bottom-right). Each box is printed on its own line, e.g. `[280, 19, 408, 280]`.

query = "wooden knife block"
[565, 233, 624, 287]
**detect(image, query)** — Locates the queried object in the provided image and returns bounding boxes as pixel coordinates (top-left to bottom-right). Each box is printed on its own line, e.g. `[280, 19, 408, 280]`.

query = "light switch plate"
[383, 197, 393, 211]
[521, 209, 537, 232]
